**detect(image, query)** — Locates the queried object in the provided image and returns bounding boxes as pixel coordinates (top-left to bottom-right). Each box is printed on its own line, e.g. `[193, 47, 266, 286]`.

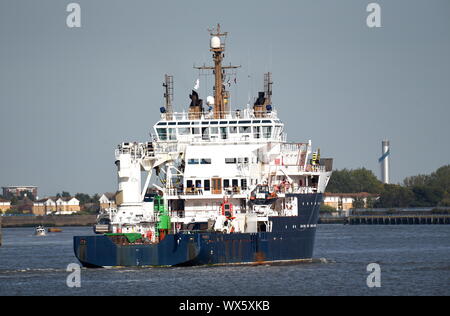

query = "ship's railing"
[280, 164, 325, 173]
[281, 142, 309, 152]
[188, 133, 286, 144]
[300, 165, 326, 173]
[160, 108, 279, 121]
[115, 142, 180, 159]
[160, 186, 249, 197]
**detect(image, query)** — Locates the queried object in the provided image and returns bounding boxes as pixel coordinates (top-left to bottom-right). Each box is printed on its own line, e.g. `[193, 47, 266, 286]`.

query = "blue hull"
[74, 193, 322, 267]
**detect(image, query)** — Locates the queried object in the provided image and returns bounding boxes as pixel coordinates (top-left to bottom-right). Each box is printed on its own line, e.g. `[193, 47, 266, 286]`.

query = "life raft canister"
[221, 202, 234, 219]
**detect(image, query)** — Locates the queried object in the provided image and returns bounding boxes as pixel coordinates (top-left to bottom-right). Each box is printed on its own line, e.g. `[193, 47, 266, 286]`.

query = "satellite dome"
[206, 96, 215, 105]
[210, 36, 221, 49]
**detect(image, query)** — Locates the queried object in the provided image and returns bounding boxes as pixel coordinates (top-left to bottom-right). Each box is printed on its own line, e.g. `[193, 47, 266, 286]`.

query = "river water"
[0, 225, 449, 296]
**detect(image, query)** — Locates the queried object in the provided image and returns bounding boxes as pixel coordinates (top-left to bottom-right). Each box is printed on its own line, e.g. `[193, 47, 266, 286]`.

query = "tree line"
[326, 165, 450, 208]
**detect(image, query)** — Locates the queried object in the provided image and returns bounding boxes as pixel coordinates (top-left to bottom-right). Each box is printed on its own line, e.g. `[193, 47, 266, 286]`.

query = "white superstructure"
[105, 25, 333, 242]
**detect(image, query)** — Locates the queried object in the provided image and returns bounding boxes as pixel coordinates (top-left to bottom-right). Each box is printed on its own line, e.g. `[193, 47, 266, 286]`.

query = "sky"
[0, 0, 449, 197]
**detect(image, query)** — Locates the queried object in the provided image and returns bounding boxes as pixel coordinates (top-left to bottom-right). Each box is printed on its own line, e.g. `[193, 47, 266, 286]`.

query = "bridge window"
[262, 126, 272, 138]
[239, 126, 251, 133]
[253, 126, 261, 139]
[220, 127, 228, 139]
[200, 158, 212, 164]
[168, 128, 177, 140]
[188, 159, 199, 164]
[191, 127, 200, 135]
[178, 128, 190, 135]
[156, 128, 167, 140]
[210, 127, 219, 135]
[202, 127, 209, 140]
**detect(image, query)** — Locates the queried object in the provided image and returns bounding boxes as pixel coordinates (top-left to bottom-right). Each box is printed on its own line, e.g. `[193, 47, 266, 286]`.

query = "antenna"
[194, 24, 240, 119]
[163, 74, 173, 120]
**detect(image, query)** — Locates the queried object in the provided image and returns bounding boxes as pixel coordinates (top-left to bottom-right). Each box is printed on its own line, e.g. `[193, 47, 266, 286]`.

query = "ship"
[74, 25, 333, 268]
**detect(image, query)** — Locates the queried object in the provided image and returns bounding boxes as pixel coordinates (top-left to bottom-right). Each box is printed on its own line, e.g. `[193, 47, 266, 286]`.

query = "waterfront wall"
[0, 215, 97, 228]
[346, 214, 450, 225]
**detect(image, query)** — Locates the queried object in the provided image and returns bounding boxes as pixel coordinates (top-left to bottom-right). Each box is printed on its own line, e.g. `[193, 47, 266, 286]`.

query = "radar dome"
[206, 96, 215, 105]
[210, 36, 221, 49]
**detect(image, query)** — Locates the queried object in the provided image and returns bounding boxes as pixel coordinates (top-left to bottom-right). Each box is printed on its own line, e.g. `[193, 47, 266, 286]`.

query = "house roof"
[36, 196, 78, 202]
[100, 193, 116, 200]
[2, 186, 37, 189]
[60, 197, 78, 202]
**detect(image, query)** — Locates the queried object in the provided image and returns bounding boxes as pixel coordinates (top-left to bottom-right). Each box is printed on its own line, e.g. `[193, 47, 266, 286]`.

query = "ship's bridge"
[152, 108, 286, 144]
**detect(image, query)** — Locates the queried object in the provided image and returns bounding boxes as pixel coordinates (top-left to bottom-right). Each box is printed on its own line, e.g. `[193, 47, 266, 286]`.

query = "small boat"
[48, 228, 62, 233]
[35, 226, 46, 236]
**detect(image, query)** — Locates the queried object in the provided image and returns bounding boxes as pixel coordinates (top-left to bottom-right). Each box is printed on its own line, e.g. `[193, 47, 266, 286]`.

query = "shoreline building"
[99, 193, 116, 211]
[33, 197, 81, 215]
[0, 198, 11, 214]
[324, 192, 380, 215]
[2, 186, 37, 198]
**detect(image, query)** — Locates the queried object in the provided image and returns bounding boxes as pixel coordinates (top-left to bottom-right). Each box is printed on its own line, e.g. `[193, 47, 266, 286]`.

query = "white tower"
[379, 140, 390, 184]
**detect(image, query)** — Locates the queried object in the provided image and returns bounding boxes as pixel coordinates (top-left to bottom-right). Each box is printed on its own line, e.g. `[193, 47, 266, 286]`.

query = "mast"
[264, 72, 273, 106]
[163, 74, 173, 120]
[195, 24, 240, 119]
